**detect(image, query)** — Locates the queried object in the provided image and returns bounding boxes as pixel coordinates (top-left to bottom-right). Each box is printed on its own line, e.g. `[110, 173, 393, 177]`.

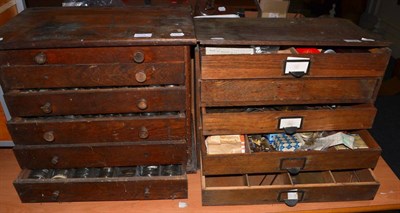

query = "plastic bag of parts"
[62, 0, 125, 7]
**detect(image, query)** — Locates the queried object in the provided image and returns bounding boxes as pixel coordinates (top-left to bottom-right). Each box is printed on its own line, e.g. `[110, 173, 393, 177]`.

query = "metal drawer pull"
[43, 131, 55, 142]
[139, 126, 149, 139]
[289, 71, 306, 78]
[144, 187, 150, 197]
[40, 102, 52, 114]
[280, 157, 307, 175]
[137, 99, 148, 110]
[135, 71, 147, 83]
[34, 52, 47, 65]
[51, 156, 59, 165]
[283, 127, 298, 135]
[133, 51, 145, 63]
[278, 190, 304, 207]
[51, 190, 60, 201]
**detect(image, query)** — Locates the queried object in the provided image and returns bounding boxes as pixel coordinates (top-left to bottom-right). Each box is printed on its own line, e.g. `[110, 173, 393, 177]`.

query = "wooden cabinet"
[0, 6, 196, 202]
[194, 18, 390, 206]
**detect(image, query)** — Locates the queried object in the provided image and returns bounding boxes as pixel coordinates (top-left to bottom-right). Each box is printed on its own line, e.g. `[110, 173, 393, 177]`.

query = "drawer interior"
[203, 169, 377, 189]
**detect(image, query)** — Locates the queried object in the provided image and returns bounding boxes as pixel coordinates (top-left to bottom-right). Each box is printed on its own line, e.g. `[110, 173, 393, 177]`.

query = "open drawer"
[202, 168, 379, 206]
[201, 130, 381, 175]
[14, 164, 187, 202]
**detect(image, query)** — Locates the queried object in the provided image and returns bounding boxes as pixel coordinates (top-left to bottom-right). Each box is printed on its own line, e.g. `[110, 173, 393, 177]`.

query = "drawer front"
[6, 87, 185, 117]
[202, 169, 379, 206]
[14, 168, 187, 202]
[201, 79, 378, 106]
[8, 115, 186, 145]
[0, 63, 185, 91]
[14, 141, 187, 169]
[202, 105, 376, 135]
[0, 46, 184, 65]
[201, 49, 390, 79]
[202, 130, 381, 175]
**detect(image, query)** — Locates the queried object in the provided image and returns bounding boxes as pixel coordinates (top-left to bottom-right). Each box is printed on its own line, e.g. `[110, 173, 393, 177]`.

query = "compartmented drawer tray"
[201, 130, 381, 175]
[15, 165, 187, 202]
[202, 168, 379, 206]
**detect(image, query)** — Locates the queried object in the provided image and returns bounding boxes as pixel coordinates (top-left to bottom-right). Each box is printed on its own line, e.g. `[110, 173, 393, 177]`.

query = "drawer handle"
[139, 126, 149, 139]
[278, 190, 304, 207]
[51, 190, 60, 201]
[43, 131, 55, 142]
[51, 156, 59, 165]
[283, 127, 298, 135]
[34, 52, 47, 65]
[133, 51, 145, 63]
[40, 102, 52, 114]
[280, 157, 306, 175]
[137, 99, 148, 110]
[144, 187, 150, 197]
[289, 71, 306, 78]
[135, 71, 147, 83]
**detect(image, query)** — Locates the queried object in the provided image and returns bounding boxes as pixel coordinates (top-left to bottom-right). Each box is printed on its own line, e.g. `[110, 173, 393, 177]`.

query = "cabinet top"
[194, 18, 390, 47]
[0, 6, 196, 50]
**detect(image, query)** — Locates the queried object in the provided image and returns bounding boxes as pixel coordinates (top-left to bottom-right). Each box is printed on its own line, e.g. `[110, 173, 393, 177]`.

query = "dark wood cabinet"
[194, 18, 390, 206]
[0, 6, 196, 202]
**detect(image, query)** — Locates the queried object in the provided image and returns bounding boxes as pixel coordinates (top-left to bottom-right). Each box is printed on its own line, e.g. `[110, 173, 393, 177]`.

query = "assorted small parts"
[28, 164, 182, 179]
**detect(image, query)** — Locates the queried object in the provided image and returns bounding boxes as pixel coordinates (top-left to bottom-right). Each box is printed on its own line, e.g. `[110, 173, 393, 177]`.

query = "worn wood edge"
[0, 0, 16, 14]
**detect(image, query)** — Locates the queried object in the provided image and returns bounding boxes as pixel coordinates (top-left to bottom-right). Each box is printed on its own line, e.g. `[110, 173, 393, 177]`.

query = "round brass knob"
[139, 126, 149, 139]
[40, 102, 52, 114]
[51, 156, 59, 165]
[135, 71, 147, 83]
[34, 52, 47, 65]
[137, 99, 147, 110]
[133, 51, 144, 63]
[43, 131, 55, 142]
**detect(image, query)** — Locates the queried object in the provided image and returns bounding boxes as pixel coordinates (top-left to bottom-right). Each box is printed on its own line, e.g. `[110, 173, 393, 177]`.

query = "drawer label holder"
[278, 190, 304, 207]
[280, 157, 307, 175]
[278, 117, 303, 135]
[284, 57, 311, 78]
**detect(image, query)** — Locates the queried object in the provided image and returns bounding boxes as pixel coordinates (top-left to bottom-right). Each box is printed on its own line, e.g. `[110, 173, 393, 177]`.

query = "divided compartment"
[201, 130, 381, 175]
[14, 164, 187, 202]
[202, 169, 379, 206]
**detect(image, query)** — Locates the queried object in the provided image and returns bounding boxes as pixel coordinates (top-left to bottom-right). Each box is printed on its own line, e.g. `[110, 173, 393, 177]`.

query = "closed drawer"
[201, 78, 378, 106]
[201, 48, 390, 79]
[0, 46, 184, 65]
[201, 130, 381, 175]
[14, 140, 187, 169]
[5, 86, 185, 117]
[202, 168, 379, 206]
[202, 104, 376, 135]
[8, 113, 186, 145]
[14, 164, 187, 202]
[0, 63, 185, 91]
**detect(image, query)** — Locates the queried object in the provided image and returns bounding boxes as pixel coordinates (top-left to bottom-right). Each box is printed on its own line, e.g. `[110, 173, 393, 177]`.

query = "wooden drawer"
[0, 46, 184, 65]
[8, 113, 186, 145]
[201, 78, 379, 106]
[14, 165, 187, 202]
[202, 168, 379, 206]
[202, 104, 376, 135]
[0, 62, 185, 91]
[201, 48, 390, 79]
[14, 140, 187, 169]
[201, 130, 381, 175]
[5, 86, 185, 117]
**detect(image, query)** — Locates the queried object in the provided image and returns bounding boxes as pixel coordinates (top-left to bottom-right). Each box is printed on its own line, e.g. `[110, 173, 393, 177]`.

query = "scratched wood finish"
[201, 49, 391, 79]
[0, 7, 196, 49]
[0, 63, 185, 91]
[201, 130, 381, 175]
[194, 18, 389, 47]
[201, 79, 378, 106]
[15, 173, 187, 202]
[14, 141, 187, 169]
[8, 115, 186, 145]
[202, 105, 376, 135]
[5, 86, 186, 117]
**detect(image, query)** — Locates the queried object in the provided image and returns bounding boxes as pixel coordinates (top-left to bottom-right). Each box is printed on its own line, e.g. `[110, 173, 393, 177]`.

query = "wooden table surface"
[1, 148, 399, 213]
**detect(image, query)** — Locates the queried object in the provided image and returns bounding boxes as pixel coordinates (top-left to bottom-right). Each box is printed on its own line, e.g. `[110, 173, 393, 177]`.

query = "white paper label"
[279, 118, 302, 129]
[205, 47, 254, 55]
[288, 191, 298, 200]
[170, 32, 185, 37]
[134, 33, 152, 38]
[285, 57, 310, 74]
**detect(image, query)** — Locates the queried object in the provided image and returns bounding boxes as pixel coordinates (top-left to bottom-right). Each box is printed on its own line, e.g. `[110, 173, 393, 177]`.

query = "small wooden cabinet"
[0, 6, 196, 202]
[194, 18, 390, 206]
